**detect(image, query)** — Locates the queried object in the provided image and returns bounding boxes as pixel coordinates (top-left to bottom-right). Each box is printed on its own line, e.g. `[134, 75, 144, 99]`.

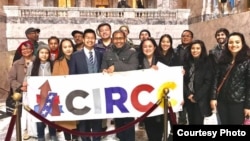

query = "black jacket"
[211, 59, 250, 109]
[184, 58, 213, 116]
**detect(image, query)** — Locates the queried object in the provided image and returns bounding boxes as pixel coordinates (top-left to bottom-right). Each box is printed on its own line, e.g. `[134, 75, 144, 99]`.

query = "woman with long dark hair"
[52, 38, 78, 141]
[183, 40, 213, 124]
[138, 37, 163, 141]
[156, 34, 179, 66]
[26, 44, 57, 141]
[210, 32, 250, 124]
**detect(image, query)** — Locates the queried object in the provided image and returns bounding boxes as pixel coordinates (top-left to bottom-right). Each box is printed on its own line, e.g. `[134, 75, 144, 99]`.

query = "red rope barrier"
[4, 114, 17, 141]
[24, 99, 162, 137]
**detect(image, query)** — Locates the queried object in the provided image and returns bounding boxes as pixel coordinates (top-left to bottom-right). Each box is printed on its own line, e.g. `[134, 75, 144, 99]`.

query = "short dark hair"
[182, 30, 193, 38]
[112, 30, 126, 38]
[83, 28, 96, 39]
[214, 28, 229, 38]
[96, 23, 111, 31]
[48, 36, 60, 44]
[139, 29, 151, 38]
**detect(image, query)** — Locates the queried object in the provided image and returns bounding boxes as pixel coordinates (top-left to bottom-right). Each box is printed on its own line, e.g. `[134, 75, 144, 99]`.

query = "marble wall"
[3, 6, 190, 51]
[0, 6, 190, 98]
[190, 11, 250, 52]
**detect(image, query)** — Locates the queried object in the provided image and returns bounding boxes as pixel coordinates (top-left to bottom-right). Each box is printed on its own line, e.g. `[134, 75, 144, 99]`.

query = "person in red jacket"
[48, 36, 60, 62]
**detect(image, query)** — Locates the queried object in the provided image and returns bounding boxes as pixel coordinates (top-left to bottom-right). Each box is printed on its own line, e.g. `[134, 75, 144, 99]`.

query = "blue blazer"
[69, 49, 103, 74]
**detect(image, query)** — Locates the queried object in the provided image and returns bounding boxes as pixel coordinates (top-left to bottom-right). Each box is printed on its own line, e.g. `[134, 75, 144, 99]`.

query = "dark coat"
[101, 43, 138, 72]
[184, 58, 213, 116]
[211, 59, 250, 109]
[157, 51, 180, 66]
[69, 49, 103, 74]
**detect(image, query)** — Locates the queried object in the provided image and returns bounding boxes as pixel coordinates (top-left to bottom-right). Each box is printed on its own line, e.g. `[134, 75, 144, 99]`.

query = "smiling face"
[21, 44, 33, 57]
[160, 36, 171, 53]
[216, 31, 228, 45]
[142, 40, 156, 58]
[61, 40, 73, 58]
[228, 35, 242, 56]
[98, 25, 111, 40]
[38, 48, 50, 63]
[191, 43, 202, 58]
[83, 32, 96, 50]
[181, 31, 193, 46]
[112, 32, 126, 48]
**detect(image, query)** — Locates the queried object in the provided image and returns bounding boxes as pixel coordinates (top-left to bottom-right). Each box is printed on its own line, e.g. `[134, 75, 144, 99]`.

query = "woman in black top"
[183, 40, 213, 124]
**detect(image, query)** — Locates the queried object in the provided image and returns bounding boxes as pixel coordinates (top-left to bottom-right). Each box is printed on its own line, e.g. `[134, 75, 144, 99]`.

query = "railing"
[3, 6, 190, 20]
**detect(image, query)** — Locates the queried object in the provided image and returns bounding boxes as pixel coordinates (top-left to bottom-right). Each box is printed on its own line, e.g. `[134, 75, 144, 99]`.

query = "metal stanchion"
[163, 88, 169, 141]
[12, 92, 22, 141]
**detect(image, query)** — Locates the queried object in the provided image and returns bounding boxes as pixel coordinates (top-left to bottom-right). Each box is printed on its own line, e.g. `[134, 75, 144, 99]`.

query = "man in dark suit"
[69, 29, 103, 141]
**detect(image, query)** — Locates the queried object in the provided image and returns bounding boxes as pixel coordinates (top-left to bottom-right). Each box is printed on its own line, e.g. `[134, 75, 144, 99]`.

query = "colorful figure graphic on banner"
[34, 80, 63, 117]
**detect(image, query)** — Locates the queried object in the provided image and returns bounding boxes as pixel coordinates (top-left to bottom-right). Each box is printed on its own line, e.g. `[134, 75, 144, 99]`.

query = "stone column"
[0, 0, 7, 52]
[201, 0, 212, 20]
[161, 0, 169, 9]
[202, 0, 212, 15]
[212, 0, 220, 16]
[0, 0, 10, 98]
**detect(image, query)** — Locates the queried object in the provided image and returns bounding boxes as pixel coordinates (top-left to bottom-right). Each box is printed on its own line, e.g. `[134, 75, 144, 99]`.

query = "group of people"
[8, 22, 250, 141]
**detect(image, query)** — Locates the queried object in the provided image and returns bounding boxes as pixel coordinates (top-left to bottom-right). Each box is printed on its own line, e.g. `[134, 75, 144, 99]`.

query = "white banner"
[26, 63, 183, 121]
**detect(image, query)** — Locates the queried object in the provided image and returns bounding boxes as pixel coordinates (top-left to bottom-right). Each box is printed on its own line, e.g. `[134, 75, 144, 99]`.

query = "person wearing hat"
[71, 30, 84, 51]
[12, 27, 41, 63]
[24, 44, 58, 141]
[133, 29, 151, 52]
[25, 27, 41, 55]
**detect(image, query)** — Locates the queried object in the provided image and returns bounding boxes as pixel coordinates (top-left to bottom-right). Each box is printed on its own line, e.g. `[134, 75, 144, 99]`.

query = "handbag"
[5, 88, 15, 116]
[203, 110, 221, 125]
[216, 63, 235, 95]
[243, 115, 250, 125]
